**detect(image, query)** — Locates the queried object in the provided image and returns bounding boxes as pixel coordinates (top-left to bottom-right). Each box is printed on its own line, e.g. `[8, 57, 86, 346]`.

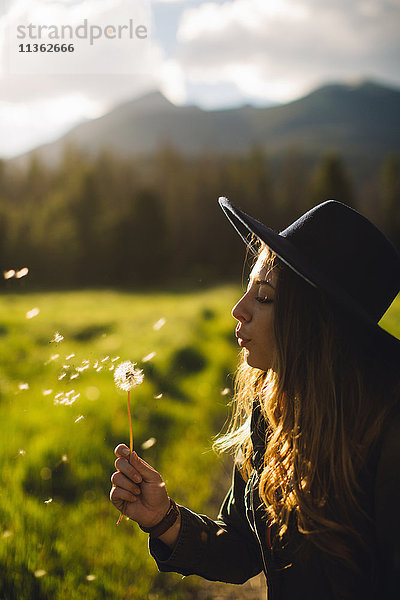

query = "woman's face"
[232, 249, 277, 371]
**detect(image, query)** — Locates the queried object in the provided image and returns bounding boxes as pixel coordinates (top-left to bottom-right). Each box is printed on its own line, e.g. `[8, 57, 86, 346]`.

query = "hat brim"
[219, 196, 400, 362]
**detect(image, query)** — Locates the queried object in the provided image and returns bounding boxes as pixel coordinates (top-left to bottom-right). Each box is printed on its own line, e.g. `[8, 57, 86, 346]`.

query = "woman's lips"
[236, 330, 251, 347]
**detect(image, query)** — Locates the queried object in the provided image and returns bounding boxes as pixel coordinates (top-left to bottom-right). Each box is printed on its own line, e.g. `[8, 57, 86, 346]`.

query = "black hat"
[219, 196, 400, 359]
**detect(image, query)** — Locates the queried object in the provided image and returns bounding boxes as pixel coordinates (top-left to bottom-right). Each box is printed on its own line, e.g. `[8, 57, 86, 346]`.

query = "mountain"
[10, 81, 400, 171]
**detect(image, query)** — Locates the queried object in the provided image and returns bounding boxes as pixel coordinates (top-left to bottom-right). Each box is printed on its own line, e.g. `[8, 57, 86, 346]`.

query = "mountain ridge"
[8, 79, 400, 171]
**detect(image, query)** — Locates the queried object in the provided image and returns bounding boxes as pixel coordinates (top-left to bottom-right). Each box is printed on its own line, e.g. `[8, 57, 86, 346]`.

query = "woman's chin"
[244, 351, 272, 372]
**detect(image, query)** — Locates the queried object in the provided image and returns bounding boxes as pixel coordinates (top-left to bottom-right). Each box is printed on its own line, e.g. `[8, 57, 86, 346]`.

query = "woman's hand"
[110, 444, 171, 529]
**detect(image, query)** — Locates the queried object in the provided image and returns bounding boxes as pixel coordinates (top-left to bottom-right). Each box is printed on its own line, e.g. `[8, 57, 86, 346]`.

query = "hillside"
[10, 80, 400, 171]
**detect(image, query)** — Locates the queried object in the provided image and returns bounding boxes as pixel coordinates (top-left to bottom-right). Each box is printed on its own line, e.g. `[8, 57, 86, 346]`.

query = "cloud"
[0, 0, 165, 158]
[174, 0, 400, 102]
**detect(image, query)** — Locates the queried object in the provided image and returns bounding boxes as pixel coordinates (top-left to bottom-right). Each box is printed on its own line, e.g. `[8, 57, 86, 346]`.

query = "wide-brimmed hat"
[219, 196, 400, 360]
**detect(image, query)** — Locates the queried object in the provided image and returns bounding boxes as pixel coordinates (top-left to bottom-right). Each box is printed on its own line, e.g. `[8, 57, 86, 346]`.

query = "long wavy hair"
[215, 245, 400, 565]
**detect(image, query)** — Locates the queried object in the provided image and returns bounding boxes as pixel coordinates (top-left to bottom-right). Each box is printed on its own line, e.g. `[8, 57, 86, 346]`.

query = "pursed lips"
[235, 328, 251, 343]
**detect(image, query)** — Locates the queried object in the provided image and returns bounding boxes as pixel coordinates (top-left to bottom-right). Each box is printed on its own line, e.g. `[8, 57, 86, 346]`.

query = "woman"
[110, 198, 400, 599]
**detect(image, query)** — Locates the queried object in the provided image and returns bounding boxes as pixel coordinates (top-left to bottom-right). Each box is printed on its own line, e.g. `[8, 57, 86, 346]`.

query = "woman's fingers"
[110, 485, 138, 507]
[111, 471, 141, 495]
[114, 445, 161, 483]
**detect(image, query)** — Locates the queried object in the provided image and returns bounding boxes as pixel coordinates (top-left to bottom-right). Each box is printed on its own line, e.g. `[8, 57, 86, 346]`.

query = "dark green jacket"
[150, 408, 400, 599]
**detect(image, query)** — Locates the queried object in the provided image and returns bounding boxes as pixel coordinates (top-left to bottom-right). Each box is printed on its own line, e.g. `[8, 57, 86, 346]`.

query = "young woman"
[110, 198, 400, 599]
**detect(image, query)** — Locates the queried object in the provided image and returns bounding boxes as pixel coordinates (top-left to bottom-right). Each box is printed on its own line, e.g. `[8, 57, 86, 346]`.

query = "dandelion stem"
[116, 390, 134, 526]
[127, 390, 134, 452]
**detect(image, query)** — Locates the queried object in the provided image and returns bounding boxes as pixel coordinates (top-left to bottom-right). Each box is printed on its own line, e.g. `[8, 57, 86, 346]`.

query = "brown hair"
[215, 246, 399, 564]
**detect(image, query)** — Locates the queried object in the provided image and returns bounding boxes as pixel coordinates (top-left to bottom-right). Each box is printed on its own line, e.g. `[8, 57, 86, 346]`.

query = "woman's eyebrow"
[255, 279, 275, 290]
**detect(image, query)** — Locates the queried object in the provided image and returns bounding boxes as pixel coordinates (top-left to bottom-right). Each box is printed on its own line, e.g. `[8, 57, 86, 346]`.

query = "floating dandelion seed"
[65, 354, 75, 360]
[50, 332, 64, 344]
[101, 356, 109, 362]
[3, 269, 15, 280]
[111, 356, 120, 362]
[109, 365, 115, 371]
[141, 437, 156, 450]
[70, 373, 79, 380]
[153, 317, 166, 331]
[26, 307, 40, 319]
[18, 383, 29, 391]
[95, 366, 103, 372]
[142, 351, 156, 362]
[15, 267, 29, 279]
[75, 415, 84, 423]
[86, 574, 96, 582]
[58, 373, 66, 381]
[44, 498, 53, 504]
[220, 388, 230, 396]
[114, 361, 144, 526]
[18, 449, 26, 456]
[154, 393, 163, 399]
[42, 389, 52, 396]
[61, 454, 68, 462]
[54, 391, 80, 406]
[34, 569, 47, 578]
[2, 530, 12, 539]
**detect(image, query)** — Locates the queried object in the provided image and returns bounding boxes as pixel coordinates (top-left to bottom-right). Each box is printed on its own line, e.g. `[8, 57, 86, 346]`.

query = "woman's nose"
[232, 292, 252, 323]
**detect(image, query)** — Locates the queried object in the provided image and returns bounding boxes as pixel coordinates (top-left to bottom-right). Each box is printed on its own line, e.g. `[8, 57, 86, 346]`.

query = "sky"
[0, 0, 399, 159]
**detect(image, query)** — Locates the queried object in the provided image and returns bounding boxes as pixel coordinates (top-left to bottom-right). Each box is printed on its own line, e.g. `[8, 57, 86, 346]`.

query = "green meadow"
[0, 287, 399, 600]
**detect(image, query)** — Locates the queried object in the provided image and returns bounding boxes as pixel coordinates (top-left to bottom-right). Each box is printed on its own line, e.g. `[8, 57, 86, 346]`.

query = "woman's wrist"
[139, 498, 180, 538]
[156, 512, 181, 548]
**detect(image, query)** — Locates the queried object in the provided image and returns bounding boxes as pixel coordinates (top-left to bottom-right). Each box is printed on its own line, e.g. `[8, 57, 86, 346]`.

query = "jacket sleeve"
[375, 410, 400, 598]
[148, 465, 264, 584]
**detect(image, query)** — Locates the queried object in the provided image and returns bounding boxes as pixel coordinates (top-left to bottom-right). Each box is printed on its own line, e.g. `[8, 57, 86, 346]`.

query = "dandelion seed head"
[15, 267, 29, 279]
[26, 307, 40, 319]
[142, 351, 156, 363]
[3, 269, 15, 280]
[114, 361, 144, 392]
[153, 317, 166, 331]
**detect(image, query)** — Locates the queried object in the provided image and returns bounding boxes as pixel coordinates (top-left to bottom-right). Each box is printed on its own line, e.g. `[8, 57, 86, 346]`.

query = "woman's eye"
[255, 282, 274, 304]
[255, 296, 273, 304]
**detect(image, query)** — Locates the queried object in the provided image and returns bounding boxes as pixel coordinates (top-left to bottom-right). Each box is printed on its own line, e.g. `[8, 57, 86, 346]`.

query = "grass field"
[0, 286, 399, 600]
